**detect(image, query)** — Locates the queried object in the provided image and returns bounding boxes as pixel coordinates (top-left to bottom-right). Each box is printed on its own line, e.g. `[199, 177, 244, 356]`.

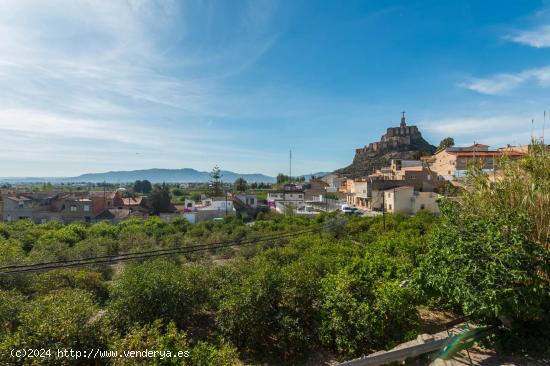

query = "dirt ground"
[430, 346, 548, 366]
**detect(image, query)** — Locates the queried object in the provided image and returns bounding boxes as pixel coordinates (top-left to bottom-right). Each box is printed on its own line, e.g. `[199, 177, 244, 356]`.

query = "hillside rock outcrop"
[337, 113, 436, 177]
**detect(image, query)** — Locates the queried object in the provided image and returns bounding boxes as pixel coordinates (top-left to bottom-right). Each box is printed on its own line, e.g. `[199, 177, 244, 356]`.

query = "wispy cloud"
[0, 0, 285, 176]
[421, 114, 539, 147]
[506, 24, 550, 48]
[460, 66, 550, 95]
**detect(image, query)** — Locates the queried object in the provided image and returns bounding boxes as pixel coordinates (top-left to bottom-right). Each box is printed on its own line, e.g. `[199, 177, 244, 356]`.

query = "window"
[18, 202, 24, 209]
[83, 204, 90, 212]
[85, 217, 91, 223]
[420, 204, 425, 210]
[70, 205, 77, 212]
[107, 201, 112, 206]
[388, 204, 392, 210]
[40, 218, 47, 224]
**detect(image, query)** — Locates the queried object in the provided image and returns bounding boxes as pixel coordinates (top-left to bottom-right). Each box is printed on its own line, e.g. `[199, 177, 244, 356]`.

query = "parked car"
[341, 206, 361, 215]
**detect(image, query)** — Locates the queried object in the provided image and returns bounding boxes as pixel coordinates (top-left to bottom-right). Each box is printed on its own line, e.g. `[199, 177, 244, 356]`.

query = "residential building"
[267, 188, 305, 209]
[339, 179, 354, 193]
[303, 179, 329, 201]
[321, 173, 346, 190]
[384, 186, 439, 215]
[56, 195, 94, 223]
[234, 193, 258, 208]
[422, 144, 525, 181]
[1, 195, 36, 222]
[122, 196, 149, 214]
[202, 197, 234, 211]
[95, 208, 148, 224]
[90, 191, 124, 216]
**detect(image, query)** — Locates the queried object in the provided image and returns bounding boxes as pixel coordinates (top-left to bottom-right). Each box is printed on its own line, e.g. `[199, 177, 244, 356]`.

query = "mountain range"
[0, 169, 330, 184]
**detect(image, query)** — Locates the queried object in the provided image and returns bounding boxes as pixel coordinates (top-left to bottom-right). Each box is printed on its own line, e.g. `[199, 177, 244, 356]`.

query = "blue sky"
[1, 0, 549, 177]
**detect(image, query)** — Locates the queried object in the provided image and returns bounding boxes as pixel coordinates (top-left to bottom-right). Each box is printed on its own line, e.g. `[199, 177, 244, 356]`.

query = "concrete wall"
[411, 192, 439, 214]
[385, 187, 414, 214]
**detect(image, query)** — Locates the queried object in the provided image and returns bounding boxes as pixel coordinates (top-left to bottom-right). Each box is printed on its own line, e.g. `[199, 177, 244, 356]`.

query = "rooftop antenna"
[531, 119, 535, 140]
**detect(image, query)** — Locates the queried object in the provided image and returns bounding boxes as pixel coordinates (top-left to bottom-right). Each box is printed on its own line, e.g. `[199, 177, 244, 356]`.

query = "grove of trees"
[0, 143, 548, 364]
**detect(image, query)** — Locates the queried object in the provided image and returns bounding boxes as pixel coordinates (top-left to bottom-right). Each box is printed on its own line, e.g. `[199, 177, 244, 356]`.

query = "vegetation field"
[0, 145, 548, 365]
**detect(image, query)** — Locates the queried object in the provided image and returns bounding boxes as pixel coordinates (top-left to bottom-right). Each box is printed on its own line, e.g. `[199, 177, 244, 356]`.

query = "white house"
[235, 193, 258, 208]
[384, 186, 439, 215]
[267, 190, 304, 209]
[203, 197, 234, 211]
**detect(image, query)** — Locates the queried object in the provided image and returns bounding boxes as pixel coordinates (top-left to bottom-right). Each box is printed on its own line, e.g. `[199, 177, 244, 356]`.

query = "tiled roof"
[123, 197, 144, 205]
[89, 191, 117, 199]
[450, 151, 525, 157]
[6, 196, 32, 202]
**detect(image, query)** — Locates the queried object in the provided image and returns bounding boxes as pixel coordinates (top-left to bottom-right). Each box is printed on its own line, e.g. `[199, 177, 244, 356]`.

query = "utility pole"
[289, 149, 292, 183]
[382, 190, 386, 230]
[225, 190, 228, 217]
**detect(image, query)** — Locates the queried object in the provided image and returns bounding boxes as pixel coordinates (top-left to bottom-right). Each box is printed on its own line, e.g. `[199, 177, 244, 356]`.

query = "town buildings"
[343, 158, 437, 211]
[422, 144, 525, 181]
[0, 190, 131, 224]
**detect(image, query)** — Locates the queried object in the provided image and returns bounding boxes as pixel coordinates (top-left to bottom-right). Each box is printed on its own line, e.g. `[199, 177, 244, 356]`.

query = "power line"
[0, 228, 320, 275]
[0, 229, 318, 273]
[0, 228, 315, 270]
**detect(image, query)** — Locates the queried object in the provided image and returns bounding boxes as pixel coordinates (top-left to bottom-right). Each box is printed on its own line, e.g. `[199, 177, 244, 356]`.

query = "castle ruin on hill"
[337, 112, 436, 177]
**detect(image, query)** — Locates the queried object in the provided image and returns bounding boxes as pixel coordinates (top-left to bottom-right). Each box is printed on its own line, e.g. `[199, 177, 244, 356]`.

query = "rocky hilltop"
[337, 113, 436, 177]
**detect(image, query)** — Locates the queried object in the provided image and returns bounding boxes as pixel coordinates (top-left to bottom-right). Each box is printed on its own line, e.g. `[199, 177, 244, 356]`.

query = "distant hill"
[302, 172, 330, 181]
[0, 168, 277, 184]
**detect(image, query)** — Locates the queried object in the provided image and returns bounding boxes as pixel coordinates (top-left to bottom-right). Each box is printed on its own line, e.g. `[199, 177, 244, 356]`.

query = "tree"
[0, 290, 25, 332]
[276, 173, 290, 185]
[234, 177, 248, 192]
[172, 188, 184, 196]
[108, 259, 209, 330]
[141, 180, 152, 194]
[149, 183, 172, 214]
[416, 142, 550, 354]
[319, 258, 420, 357]
[133, 180, 142, 193]
[0, 289, 108, 364]
[437, 137, 455, 151]
[133, 180, 152, 194]
[190, 192, 202, 202]
[110, 320, 238, 366]
[210, 165, 223, 196]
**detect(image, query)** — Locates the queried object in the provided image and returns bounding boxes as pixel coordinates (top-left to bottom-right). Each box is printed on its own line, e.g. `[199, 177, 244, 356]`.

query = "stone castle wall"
[355, 125, 422, 154]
